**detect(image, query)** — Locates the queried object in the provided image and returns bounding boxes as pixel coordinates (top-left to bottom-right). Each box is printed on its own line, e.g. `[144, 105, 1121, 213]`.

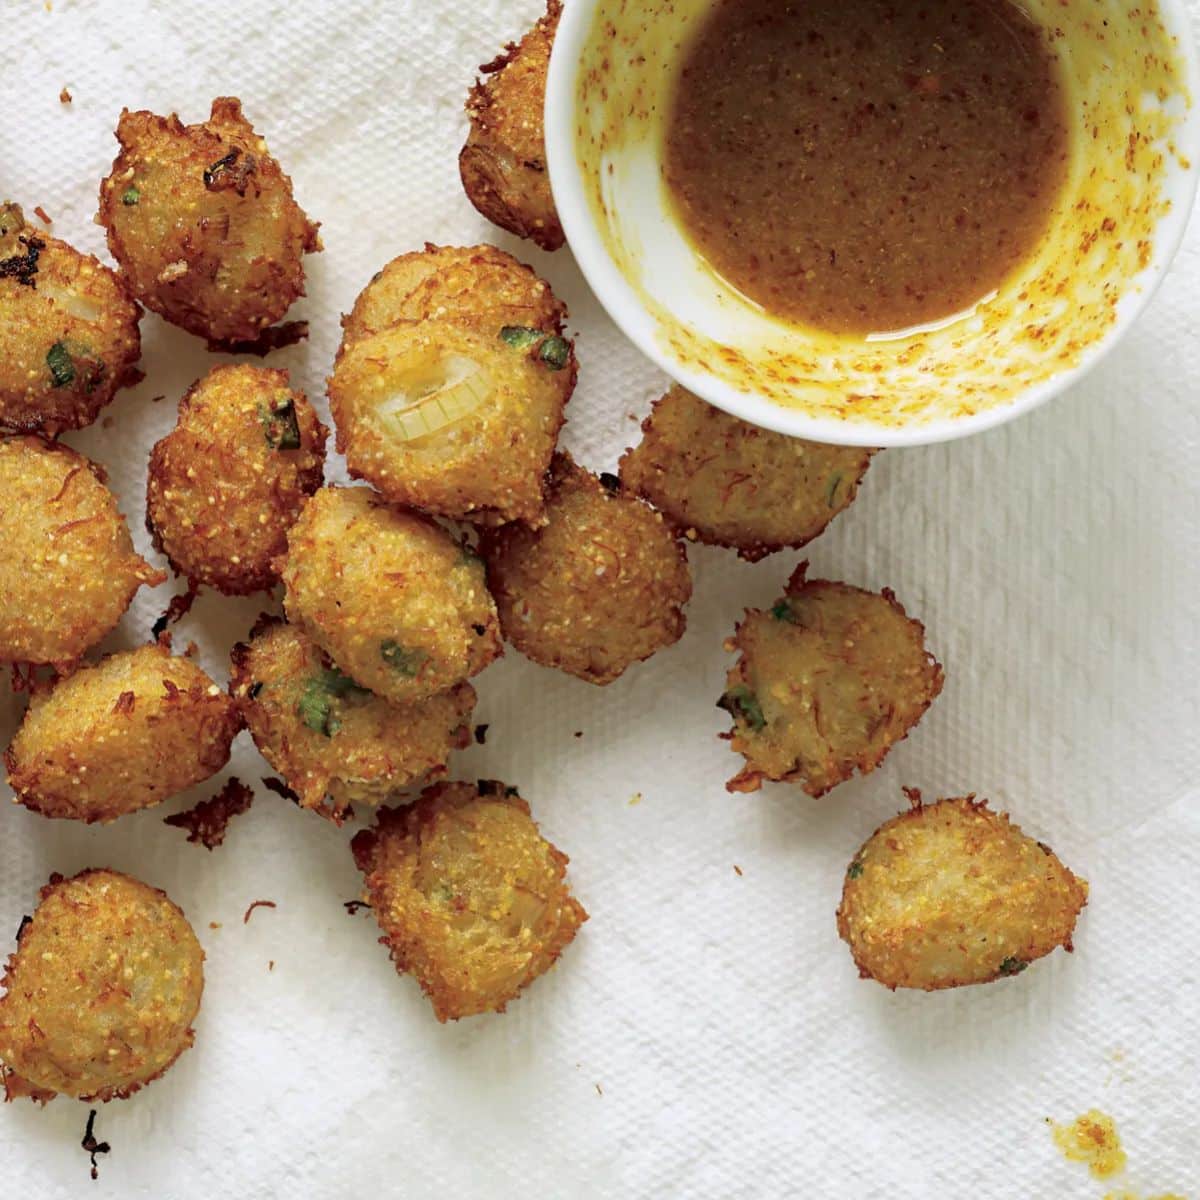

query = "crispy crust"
[280, 487, 502, 705]
[721, 564, 944, 795]
[351, 780, 587, 1021]
[0, 869, 204, 1101]
[5, 643, 242, 823]
[480, 453, 692, 685]
[836, 794, 1089, 990]
[619, 386, 875, 561]
[230, 617, 475, 822]
[97, 97, 320, 343]
[146, 363, 327, 594]
[0, 202, 142, 435]
[0, 436, 164, 667]
[459, 1, 565, 250]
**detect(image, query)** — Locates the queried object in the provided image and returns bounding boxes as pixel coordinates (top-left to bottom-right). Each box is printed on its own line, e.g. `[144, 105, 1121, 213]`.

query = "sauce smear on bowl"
[662, 0, 1070, 336]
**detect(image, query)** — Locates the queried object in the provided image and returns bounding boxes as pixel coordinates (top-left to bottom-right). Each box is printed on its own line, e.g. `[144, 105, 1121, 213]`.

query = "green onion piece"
[997, 957, 1028, 977]
[46, 341, 75, 388]
[499, 326, 544, 350]
[717, 686, 766, 732]
[122, 187, 140, 206]
[296, 668, 369, 738]
[259, 396, 302, 450]
[826, 473, 844, 508]
[770, 600, 794, 622]
[539, 336, 570, 371]
[380, 641, 427, 677]
[847, 860, 864, 880]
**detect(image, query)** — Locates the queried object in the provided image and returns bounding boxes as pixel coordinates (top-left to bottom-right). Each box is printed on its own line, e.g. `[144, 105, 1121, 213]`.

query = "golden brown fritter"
[5, 643, 242, 823]
[0, 436, 164, 667]
[836, 793, 1088, 990]
[330, 314, 575, 525]
[341, 242, 567, 344]
[0, 869, 204, 1101]
[480, 453, 691, 684]
[720, 564, 943, 795]
[147, 364, 326, 594]
[619, 386, 875, 561]
[0, 202, 142, 435]
[230, 617, 475, 823]
[97, 97, 320, 345]
[351, 780, 587, 1021]
[460, 0, 565, 251]
[281, 487, 502, 705]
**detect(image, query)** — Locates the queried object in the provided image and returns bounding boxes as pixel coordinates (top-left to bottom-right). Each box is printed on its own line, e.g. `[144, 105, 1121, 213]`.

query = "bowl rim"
[544, 0, 1200, 447]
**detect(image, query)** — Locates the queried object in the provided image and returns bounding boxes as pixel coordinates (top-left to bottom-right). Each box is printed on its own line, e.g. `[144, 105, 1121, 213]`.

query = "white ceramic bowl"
[545, 0, 1200, 446]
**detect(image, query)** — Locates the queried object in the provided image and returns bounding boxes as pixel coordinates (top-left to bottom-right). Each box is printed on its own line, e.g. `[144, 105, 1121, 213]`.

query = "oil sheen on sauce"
[662, 0, 1071, 336]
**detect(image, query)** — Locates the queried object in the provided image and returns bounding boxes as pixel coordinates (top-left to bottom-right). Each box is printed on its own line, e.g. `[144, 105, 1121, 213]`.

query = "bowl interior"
[547, 0, 1200, 445]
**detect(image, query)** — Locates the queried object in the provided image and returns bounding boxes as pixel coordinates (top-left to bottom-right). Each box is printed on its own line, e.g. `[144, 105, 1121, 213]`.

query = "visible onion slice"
[376, 355, 492, 443]
[39, 284, 103, 323]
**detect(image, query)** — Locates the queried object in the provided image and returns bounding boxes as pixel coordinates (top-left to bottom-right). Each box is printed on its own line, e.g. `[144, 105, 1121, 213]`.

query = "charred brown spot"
[0, 236, 44, 287]
[203, 146, 258, 195]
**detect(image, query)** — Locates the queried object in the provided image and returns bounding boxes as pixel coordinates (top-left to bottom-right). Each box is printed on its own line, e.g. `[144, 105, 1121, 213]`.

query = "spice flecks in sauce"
[663, 0, 1070, 335]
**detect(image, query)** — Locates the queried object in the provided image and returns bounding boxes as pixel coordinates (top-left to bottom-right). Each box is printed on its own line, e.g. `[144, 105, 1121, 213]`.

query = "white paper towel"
[1, 1, 1199, 1196]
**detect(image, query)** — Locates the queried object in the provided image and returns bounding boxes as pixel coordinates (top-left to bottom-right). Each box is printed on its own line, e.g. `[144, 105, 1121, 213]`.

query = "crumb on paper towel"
[1050, 1110, 1127, 1179]
[81, 1109, 110, 1181]
[33, 206, 51, 225]
[629, 792, 643, 806]
[733, 864, 743, 876]
[59, 86, 71, 104]
[595, 1083, 603, 1096]
[268, 961, 275, 972]
[244, 900, 277, 924]
[164, 777, 253, 849]
[474, 723, 489, 744]
[343, 900, 372, 915]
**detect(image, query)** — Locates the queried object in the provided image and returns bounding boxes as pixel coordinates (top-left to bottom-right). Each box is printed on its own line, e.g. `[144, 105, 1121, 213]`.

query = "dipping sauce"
[662, 0, 1071, 336]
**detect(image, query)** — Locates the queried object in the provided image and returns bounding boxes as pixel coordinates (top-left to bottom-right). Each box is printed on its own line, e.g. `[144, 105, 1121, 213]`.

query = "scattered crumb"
[629, 792, 643, 806]
[101, 416, 114, 429]
[59, 86, 72, 104]
[151, 580, 200, 642]
[33, 206, 51, 225]
[733, 864, 743, 876]
[164, 778, 253, 850]
[150, 394, 165, 403]
[474, 723, 489, 745]
[268, 961, 275, 972]
[184, 640, 200, 658]
[243, 900, 277, 924]
[595, 1083, 603, 1096]
[81, 1109, 110, 1181]
[627, 413, 638, 422]
[574, 730, 583, 739]
[208, 922, 221, 930]
[343, 900, 372, 915]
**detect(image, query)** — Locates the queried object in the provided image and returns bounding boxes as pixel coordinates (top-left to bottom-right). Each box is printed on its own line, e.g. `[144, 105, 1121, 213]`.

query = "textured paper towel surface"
[1, 2, 1199, 1196]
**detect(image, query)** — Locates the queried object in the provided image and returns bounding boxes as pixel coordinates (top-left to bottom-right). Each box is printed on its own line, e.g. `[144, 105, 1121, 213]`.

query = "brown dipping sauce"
[663, 0, 1071, 336]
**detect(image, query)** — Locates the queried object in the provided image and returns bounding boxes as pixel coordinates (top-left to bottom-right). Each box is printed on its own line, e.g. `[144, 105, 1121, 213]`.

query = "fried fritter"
[351, 780, 587, 1021]
[147, 364, 326, 594]
[480, 453, 691, 684]
[0, 202, 142, 435]
[5, 643, 242, 823]
[281, 487, 502, 704]
[460, 0, 564, 251]
[619, 386, 875, 561]
[720, 565, 943, 795]
[230, 617, 475, 822]
[0, 869, 204, 1101]
[330, 315, 575, 525]
[341, 242, 567, 344]
[836, 793, 1088, 990]
[0, 436, 163, 667]
[98, 97, 320, 344]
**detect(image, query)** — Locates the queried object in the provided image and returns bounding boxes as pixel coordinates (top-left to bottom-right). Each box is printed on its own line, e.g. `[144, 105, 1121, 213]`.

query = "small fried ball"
[330, 316, 575, 525]
[5, 643, 242, 823]
[230, 617, 475, 822]
[720, 565, 944, 795]
[0, 436, 164, 667]
[351, 780, 587, 1021]
[460, 0, 564, 251]
[147, 364, 326, 594]
[341, 242, 567, 344]
[281, 487, 502, 705]
[0, 869, 204, 1101]
[836, 793, 1088, 990]
[0, 202, 142, 435]
[619, 386, 875, 561]
[480, 453, 691, 684]
[98, 97, 320, 345]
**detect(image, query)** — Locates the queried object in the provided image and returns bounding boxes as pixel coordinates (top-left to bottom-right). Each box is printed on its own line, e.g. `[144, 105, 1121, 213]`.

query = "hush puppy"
[351, 780, 587, 1021]
[720, 565, 943, 795]
[460, 1, 565, 250]
[0, 202, 142, 434]
[147, 364, 326, 594]
[619, 386, 874, 561]
[281, 487, 502, 705]
[98, 97, 319, 345]
[480, 453, 691, 684]
[5, 643, 242, 823]
[230, 617, 475, 823]
[0, 869, 204, 1101]
[836, 793, 1088, 990]
[0, 436, 163, 668]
